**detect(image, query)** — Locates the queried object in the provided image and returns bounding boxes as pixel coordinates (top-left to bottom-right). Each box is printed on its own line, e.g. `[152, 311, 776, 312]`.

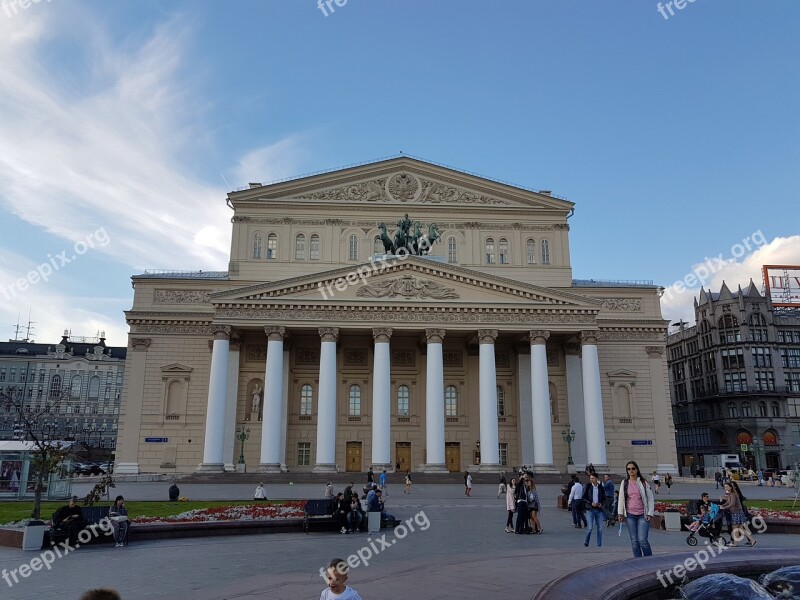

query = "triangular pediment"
[607, 369, 638, 379]
[211, 257, 601, 309]
[160, 363, 193, 374]
[230, 157, 573, 213]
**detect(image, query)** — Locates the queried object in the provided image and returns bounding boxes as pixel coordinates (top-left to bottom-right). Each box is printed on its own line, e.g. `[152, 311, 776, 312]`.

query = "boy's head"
[326, 558, 349, 593]
[699, 504, 708, 514]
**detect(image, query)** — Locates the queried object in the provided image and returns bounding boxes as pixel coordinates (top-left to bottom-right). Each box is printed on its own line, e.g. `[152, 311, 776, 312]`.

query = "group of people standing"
[504, 472, 543, 534]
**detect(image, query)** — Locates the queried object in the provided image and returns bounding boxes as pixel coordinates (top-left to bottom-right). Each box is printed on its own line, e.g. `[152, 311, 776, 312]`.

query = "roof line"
[233, 153, 569, 200]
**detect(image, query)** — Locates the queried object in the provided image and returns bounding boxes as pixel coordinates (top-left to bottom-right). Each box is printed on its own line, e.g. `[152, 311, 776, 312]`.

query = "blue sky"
[0, 0, 798, 346]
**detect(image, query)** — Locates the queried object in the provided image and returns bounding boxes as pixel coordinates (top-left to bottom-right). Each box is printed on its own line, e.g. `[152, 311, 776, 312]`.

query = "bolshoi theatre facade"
[115, 157, 678, 475]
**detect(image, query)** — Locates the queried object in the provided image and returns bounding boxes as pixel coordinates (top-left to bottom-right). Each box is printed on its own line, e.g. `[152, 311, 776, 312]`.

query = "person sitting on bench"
[108, 495, 129, 547]
[54, 496, 87, 546]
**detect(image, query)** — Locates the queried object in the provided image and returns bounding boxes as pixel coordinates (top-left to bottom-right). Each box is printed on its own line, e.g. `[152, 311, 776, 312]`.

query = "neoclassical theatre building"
[116, 157, 677, 475]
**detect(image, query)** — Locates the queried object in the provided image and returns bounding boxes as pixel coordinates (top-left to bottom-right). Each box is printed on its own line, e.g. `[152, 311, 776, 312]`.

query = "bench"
[303, 498, 337, 534]
[50, 506, 116, 546]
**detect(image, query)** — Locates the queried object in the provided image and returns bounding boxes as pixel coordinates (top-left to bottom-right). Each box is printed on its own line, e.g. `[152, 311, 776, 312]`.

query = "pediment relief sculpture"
[356, 274, 459, 300]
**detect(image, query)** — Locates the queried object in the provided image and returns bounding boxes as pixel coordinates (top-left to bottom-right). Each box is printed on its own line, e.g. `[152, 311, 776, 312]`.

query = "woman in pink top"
[617, 460, 655, 557]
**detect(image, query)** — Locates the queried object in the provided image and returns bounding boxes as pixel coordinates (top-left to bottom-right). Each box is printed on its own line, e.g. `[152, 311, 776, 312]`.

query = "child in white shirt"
[320, 558, 363, 600]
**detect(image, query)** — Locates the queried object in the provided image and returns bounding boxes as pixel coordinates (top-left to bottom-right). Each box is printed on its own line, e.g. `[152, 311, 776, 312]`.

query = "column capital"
[264, 326, 287, 342]
[130, 338, 151, 352]
[645, 345, 665, 358]
[372, 328, 393, 343]
[424, 328, 446, 344]
[477, 329, 498, 344]
[318, 327, 340, 343]
[580, 330, 599, 346]
[564, 341, 581, 355]
[529, 330, 550, 345]
[211, 324, 232, 340]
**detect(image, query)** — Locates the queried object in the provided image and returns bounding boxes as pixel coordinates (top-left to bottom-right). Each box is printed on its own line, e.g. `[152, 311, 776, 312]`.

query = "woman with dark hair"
[334, 492, 349, 534]
[514, 475, 531, 534]
[617, 460, 654, 557]
[719, 482, 756, 547]
[527, 479, 542, 534]
[108, 495, 129, 547]
[504, 477, 517, 533]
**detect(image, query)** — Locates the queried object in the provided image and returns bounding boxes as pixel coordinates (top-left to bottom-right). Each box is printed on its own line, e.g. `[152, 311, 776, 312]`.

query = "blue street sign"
[145, 437, 169, 443]
[631, 440, 653, 446]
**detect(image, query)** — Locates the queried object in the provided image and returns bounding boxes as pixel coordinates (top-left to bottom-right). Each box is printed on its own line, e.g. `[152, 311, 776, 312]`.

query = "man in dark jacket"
[54, 496, 86, 546]
[581, 473, 606, 547]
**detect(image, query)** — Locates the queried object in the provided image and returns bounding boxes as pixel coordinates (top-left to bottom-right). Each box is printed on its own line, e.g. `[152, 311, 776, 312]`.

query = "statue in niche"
[251, 384, 262, 416]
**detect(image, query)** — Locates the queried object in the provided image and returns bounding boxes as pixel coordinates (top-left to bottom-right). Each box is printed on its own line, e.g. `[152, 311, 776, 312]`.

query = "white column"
[371, 328, 392, 469]
[421, 328, 447, 471]
[198, 326, 231, 472]
[517, 348, 534, 465]
[259, 326, 285, 472]
[115, 337, 151, 475]
[314, 327, 339, 472]
[279, 348, 290, 471]
[581, 331, 607, 468]
[565, 343, 588, 471]
[530, 330, 557, 473]
[222, 341, 241, 472]
[478, 329, 500, 469]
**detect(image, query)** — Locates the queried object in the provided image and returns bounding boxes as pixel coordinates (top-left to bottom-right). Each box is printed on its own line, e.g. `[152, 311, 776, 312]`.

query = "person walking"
[618, 460, 655, 558]
[568, 476, 586, 528]
[367, 467, 374, 485]
[664, 473, 673, 495]
[582, 473, 606, 547]
[379, 469, 387, 495]
[602, 474, 615, 526]
[757, 468, 765, 486]
[719, 482, 756, 547]
[504, 477, 517, 533]
[498, 472, 507, 498]
[714, 470, 722, 489]
[403, 470, 412, 494]
[652, 471, 661, 494]
[464, 471, 473, 497]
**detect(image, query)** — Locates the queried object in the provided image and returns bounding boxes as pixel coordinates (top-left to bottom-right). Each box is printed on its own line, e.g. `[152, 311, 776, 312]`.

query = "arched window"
[485, 239, 495, 264]
[447, 237, 457, 263]
[48, 374, 62, 398]
[295, 234, 306, 260]
[397, 385, 409, 417]
[267, 233, 277, 259]
[771, 401, 780, 417]
[727, 402, 737, 418]
[526, 239, 536, 264]
[497, 385, 505, 417]
[614, 385, 632, 420]
[718, 314, 741, 343]
[742, 401, 752, 417]
[445, 385, 458, 416]
[758, 401, 767, 417]
[541, 239, 551, 264]
[763, 429, 778, 446]
[498, 238, 509, 264]
[252, 232, 263, 259]
[166, 380, 182, 414]
[348, 234, 358, 261]
[88, 376, 100, 401]
[70, 375, 82, 399]
[373, 236, 383, 255]
[300, 384, 313, 416]
[310, 234, 320, 260]
[736, 430, 752, 446]
[349, 385, 361, 416]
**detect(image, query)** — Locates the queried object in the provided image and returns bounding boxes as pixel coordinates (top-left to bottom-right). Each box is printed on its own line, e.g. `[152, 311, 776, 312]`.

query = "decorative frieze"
[131, 325, 217, 336]
[295, 348, 319, 365]
[546, 348, 560, 366]
[597, 298, 642, 312]
[596, 329, 667, 342]
[357, 275, 459, 300]
[443, 351, 463, 367]
[344, 349, 368, 366]
[392, 350, 415, 367]
[154, 289, 211, 304]
[496, 352, 511, 368]
[246, 346, 267, 362]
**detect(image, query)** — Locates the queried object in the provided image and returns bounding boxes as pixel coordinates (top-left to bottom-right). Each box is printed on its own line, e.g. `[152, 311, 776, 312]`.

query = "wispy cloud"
[0, 6, 309, 344]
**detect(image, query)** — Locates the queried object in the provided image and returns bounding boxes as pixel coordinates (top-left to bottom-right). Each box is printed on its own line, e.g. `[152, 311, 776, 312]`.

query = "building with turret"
[667, 281, 800, 473]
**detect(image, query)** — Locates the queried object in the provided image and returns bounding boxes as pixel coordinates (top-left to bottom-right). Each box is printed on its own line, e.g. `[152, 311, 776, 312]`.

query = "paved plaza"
[1, 479, 798, 599]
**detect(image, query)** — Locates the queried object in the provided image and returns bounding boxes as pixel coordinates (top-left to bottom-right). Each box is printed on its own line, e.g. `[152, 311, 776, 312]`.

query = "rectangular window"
[724, 372, 746, 392]
[751, 347, 772, 368]
[297, 442, 311, 466]
[721, 349, 745, 369]
[787, 373, 800, 393]
[781, 348, 800, 369]
[499, 443, 508, 466]
[754, 371, 775, 392]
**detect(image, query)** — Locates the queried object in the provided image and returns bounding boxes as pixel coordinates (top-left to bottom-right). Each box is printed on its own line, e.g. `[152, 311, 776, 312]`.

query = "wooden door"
[346, 442, 362, 472]
[396, 442, 411, 471]
[445, 442, 461, 472]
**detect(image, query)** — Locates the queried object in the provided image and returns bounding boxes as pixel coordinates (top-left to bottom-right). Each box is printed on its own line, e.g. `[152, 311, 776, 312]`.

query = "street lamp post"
[752, 437, 763, 471]
[561, 427, 576, 472]
[236, 426, 251, 466]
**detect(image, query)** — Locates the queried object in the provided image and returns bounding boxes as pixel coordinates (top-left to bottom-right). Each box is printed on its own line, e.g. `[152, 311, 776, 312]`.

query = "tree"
[1, 387, 73, 520]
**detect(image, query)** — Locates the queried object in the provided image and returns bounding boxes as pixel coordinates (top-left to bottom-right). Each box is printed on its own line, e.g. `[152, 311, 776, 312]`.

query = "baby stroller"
[686, 503, 729, 547]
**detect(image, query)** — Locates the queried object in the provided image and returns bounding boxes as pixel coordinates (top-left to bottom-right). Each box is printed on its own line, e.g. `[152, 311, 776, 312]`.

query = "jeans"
[625, 514, 652, 557]
[585, 508, 603, 546]
[571, 501, 587, 527]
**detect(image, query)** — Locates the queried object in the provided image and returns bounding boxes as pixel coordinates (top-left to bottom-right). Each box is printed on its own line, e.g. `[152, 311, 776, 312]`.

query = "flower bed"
[654, 501, 800, 520]
[133, 501, 307, 524]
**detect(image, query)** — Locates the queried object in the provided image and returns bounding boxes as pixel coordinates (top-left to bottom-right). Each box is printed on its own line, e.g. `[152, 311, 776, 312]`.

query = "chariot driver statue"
[395, 213, 413, 250]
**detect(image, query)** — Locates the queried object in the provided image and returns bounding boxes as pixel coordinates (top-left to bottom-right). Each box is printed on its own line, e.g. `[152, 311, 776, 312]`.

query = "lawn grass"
[660, 499, 800, 512]
[0, 500, 289, 525]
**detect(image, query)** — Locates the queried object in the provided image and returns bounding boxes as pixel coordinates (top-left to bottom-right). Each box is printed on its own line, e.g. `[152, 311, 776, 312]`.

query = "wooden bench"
[303, 498, 337, 534]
